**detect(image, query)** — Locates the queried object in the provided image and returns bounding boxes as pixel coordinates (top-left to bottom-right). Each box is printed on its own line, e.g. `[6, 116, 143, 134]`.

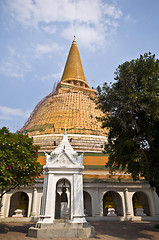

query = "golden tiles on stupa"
[21, 37, 107, 149]
[23, 91, 106, 137]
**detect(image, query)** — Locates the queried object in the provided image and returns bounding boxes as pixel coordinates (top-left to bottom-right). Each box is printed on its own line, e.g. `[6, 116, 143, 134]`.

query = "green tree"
[0, 127, 43, 201]
[97, 53, 159, 196]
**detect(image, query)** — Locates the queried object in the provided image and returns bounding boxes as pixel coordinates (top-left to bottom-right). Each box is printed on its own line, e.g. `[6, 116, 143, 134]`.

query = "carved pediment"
[51, 152, 76, 167]
[45, 130, 84, 169]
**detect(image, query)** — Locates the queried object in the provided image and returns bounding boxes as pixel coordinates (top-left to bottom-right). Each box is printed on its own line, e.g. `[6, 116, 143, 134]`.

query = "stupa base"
[28, 221, 95, 238]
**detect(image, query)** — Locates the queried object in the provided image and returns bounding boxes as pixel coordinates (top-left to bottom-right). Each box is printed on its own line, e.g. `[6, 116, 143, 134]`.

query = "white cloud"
[41, 72, 61, 81]
[4, 0, 122, 50]
[0, 58, 24, 79]
[125, 14, 136, 24]
[0, 47, 32, 79]
[0, 105, 31, 120]
[0, 42, 62, 80]
[5, 0, 101, 26]
[0, 115, 12, 121]
[34, 43, 63, 57]
[42, 25, 56, 34]
[62, 23, 106, 51]
[102, 3, 122, 19]
[34, 72, 62, 82]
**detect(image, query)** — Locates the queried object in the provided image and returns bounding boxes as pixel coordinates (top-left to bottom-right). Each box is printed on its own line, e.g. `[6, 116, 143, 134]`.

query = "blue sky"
[0, 0, 159, 132]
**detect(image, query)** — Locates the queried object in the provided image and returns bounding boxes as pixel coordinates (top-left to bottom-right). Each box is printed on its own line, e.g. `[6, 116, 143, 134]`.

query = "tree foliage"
[0, 127, 43, 199]
[97, 53, 159, 196]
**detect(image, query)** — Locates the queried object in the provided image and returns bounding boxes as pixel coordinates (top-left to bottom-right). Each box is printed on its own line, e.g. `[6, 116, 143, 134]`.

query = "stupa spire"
[60, 36, 89, 88]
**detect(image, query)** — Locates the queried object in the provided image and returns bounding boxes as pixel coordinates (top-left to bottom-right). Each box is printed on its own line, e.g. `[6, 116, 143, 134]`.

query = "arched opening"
[55, 178, 71, 220]
[103, 191, 123, 216]
[132, 191, 150, 216]
[83, 191, 92, 216]
[9, 191, 29, 217]
[55, 192, 60, 219]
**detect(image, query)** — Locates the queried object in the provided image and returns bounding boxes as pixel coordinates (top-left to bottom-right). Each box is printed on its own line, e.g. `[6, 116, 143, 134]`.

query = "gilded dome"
[22, 91, 105, 136]
[22, 37, 107, 152]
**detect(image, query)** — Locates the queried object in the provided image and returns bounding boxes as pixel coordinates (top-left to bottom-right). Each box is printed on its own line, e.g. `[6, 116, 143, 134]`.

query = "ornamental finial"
[73, 35, 76, 42]
[64, 124, 67, 135]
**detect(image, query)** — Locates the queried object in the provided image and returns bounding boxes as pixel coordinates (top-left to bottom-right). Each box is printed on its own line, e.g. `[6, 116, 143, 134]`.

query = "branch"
[0, 184, 19, 199]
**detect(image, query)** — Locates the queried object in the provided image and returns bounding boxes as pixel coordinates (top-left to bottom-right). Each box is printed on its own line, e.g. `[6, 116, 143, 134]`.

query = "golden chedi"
[21, 37, 107, 152]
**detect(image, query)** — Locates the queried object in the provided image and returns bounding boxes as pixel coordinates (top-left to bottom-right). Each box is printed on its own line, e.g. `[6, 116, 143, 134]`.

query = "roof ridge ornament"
[64, 124, 67, 135]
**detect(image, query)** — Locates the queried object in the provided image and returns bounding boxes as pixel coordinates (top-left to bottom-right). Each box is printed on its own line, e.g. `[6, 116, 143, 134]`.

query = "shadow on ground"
[0, 221, 159, 240]
[0, 222, 34, 234]
[92, 221, 159, 240]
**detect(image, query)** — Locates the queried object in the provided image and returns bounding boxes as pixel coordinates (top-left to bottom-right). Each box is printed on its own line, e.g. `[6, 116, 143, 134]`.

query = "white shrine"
[28, 128, 95, 238]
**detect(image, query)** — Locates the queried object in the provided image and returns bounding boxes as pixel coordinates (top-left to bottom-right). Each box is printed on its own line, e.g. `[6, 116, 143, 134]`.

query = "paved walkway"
[0, 221, 159, 240]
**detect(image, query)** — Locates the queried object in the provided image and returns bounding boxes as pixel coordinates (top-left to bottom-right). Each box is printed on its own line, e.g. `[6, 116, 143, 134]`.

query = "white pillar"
[0, 193, 6, 218]
[92, 188, 100, 216]
[38, 171, 55, 223]
[99, 191, 104, 216]
[44, 174, 55, 222]
[31, 188, 38, 217]
[39, 172, 48, 217]
[124, 188, 132, 217]
[72, 173, 86, 223]
[152, 188, 159, 216]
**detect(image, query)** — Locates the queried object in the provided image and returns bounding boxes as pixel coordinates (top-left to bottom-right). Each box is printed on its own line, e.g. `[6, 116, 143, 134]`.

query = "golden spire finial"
[60, 37, 89, 87]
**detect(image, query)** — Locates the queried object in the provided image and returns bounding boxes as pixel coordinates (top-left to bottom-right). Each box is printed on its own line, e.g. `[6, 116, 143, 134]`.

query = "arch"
[83, 191, 92, 216]
[55, 178, 71, 219]
[9, 191, 29, 217]
[132, 191, 150, 216]
[103, 191, 123, 216]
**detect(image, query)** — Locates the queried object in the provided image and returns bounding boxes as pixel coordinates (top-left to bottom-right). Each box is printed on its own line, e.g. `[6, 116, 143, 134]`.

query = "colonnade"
[0, 183, 159, 220]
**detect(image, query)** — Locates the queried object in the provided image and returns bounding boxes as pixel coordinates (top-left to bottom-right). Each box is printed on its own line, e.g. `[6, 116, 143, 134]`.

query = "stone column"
[0, 193, 6, 218]
[124, 188, 131, 217]
[99, 191, 104, 216]
[37, 171, 56, 224]
[92, 188, 101, 216]
[72, 173, 86, 223]
[153, 188, 159, 216]
[31, 188, 38, 217]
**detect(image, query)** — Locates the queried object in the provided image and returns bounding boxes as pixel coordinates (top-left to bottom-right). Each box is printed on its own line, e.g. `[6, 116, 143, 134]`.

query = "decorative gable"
[45, 128, 84, 169]
[50, 151, 76, 167]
